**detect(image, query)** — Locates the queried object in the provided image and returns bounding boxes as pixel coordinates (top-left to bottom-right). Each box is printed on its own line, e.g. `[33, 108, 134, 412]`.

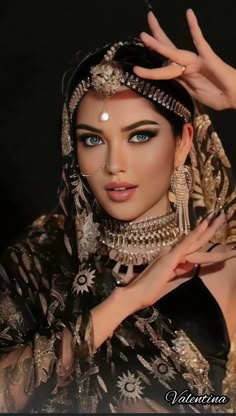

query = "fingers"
[172, 214, 211, 256]
[133, 63, 184, 80]
[139, 32, 185, 64]
[174, 262, 196, 276]
[186, 9, 213, 56]
[175, 212, 233, 266]
[134, 31, 189, 80]
[147, 11, 175, 48]
[188, 212, 226, 253]
[186, 249, 236, 264]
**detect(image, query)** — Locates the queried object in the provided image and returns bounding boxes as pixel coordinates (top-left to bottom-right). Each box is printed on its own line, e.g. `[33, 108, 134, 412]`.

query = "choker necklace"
[97, 212, 181, 286]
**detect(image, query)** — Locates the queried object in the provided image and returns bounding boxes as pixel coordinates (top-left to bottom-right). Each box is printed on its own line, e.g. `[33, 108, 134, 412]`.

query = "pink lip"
[106, 187, 138, 202]
[105, 181, 137, 190]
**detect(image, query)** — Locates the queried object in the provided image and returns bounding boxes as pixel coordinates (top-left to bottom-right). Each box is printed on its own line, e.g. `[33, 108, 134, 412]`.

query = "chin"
[100, 204, 147, 222]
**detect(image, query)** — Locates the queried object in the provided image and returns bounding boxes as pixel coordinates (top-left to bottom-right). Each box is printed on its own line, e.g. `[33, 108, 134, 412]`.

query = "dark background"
[1, 0, 236, 252]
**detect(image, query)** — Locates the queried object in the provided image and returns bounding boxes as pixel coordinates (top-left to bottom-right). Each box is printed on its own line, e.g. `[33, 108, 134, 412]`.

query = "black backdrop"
[1, 0, 236, 252]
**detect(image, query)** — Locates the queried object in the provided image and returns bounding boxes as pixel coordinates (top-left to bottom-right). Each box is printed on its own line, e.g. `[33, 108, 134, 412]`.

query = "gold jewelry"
[97, 212, 181, 285]
[67, 41, 192, 128]
[171, 165, 193, 235]
[91, 61, 123, 97]
[69, 69, 191, 124]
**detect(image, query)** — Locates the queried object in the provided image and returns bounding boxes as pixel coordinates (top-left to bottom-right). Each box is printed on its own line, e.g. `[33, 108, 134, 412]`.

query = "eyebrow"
[75, 120, 160, 134]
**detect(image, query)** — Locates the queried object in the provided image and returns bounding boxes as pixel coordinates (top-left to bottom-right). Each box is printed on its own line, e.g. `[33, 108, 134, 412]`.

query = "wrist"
[110, 285, 139, 318]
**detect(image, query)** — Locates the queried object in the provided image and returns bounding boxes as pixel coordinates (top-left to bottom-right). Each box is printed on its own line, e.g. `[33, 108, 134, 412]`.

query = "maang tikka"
[170, 164, 193, 235]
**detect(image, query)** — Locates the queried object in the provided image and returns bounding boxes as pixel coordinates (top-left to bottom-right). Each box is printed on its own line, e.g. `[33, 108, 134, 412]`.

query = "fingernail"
[200, 211, 212, 223]
[202, 211, 214, 223]
[215, 208, 224, 217]
[144, 0, 153, 11]
[203, 208, 225, 226]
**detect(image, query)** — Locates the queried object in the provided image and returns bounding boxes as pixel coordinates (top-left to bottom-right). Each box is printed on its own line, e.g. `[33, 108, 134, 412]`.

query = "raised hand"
[125, 212, 236, 310]
[133, 10, 236, 110]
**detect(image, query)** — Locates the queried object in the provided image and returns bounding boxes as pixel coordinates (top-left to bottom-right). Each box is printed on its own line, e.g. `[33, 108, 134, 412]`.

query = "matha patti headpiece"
[67, 40, 192, 129]
[90, 42, 124, 97]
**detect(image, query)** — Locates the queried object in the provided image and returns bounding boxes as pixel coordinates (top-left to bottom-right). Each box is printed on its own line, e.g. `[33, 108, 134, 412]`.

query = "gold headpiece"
[90, 42, 124, 96]
[68, 41, 192, 124]
[90, 62, 123, 97]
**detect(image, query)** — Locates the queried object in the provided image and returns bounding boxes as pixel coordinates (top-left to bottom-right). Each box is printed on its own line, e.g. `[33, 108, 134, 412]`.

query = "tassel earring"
[170, 165, 193, 235]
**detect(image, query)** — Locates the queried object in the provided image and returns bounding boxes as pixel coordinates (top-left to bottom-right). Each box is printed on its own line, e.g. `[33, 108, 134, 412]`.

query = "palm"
[134, 9, 235, 111]
[130, 212, 236, 310]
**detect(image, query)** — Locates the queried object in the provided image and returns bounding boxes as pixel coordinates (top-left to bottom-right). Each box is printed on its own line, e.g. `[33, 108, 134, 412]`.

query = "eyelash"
[77, 129, 158, 147]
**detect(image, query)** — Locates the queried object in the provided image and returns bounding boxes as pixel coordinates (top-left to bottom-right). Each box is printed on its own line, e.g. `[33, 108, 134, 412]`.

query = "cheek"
[84, 175, 102, 200]
[77, 144, 106, 176]
[131, 138, 175, 180]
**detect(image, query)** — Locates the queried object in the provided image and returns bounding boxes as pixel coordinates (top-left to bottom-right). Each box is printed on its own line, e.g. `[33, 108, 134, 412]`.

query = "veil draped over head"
[1, 38, 236, 413]
[18, 39, 236, 294]
[57, 40, 236, 265]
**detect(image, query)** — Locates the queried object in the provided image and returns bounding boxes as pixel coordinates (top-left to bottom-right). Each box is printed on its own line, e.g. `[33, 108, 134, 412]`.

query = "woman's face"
[76, 87, 192, 221]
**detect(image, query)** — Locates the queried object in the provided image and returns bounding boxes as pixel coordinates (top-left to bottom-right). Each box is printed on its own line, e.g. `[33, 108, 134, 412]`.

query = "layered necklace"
[97, 212, 181, 286]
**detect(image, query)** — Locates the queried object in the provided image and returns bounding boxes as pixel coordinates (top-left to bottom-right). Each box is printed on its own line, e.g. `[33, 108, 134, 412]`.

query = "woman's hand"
[124, 212, 236, 311]
[133, 9, 236, 110]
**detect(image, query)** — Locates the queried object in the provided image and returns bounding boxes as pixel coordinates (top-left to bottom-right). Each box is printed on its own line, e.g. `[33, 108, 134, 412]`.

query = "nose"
[105, 142, 128, 175]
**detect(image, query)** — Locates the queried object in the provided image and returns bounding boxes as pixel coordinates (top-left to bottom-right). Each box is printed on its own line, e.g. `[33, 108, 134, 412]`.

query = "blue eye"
[129, 130, 156, 143]
[78, 135, 103, 147]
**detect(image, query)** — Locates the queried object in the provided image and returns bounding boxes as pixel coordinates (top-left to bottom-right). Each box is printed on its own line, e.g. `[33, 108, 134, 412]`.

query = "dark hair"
[65, 40, 195, 137]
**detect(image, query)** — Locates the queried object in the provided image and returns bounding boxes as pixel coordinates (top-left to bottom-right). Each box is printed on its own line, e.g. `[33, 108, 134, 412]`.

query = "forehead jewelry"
[99, 100, 109, 121]
[91, 43, 124, 122]
[90, 43, 124, 97]
[68, 41, 192, 125]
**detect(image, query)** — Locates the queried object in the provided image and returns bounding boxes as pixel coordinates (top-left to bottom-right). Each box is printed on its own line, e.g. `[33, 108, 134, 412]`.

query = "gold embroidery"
[223, 334, 236, 412]
[75, 211, 100, 262]
[0, 295, 24, 330]
[73, 312, 96, 357]
[138, 354, 176, 386]
[6, 356, 34, 394]
[0, 355, 34, 412]
[34, 335, 56, 386]
[191, 113, 236, 244]
[172, 329, 212, 394]
[117, 371, 145, 402]
[61, 105, 73, 157]
[134, 308, 181, 372]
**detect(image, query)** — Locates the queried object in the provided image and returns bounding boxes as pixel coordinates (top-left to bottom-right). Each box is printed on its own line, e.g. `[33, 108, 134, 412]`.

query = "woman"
[0, 12, 236, 413]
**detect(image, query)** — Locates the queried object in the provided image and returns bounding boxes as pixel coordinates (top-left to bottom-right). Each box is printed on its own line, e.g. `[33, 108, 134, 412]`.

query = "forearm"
[91, 287, 134, 349]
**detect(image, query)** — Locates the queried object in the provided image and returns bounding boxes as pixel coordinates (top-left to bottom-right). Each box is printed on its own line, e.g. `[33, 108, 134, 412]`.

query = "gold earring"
[170, 164, 193, 235]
